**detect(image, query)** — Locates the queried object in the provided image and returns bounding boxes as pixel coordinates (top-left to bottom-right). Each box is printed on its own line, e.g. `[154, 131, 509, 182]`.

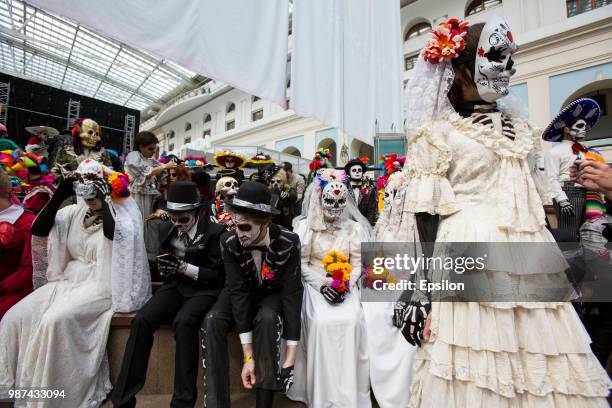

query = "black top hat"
[224, 181, 280, 215]
[344, 158, 368, 174]
[161, 181, 203, 212]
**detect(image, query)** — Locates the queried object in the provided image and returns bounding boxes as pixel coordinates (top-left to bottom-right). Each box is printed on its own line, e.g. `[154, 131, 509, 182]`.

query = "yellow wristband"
[243, 354, 254, 364]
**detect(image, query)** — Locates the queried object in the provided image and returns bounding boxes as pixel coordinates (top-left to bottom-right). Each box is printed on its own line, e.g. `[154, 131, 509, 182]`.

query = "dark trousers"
[112, 286, 216, 408]
[554, 183, 586, 241]
[201, 289, 283, 408]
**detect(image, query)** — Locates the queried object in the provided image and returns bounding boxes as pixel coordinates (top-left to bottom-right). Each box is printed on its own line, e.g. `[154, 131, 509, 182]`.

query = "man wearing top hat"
[344, 157, 377, 225]
[201, 181, 303, 408]
[112, 181, 226, 408]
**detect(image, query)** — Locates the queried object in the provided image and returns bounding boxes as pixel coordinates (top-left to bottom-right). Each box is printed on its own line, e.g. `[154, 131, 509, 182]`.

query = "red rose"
[332, 270, 343, 281]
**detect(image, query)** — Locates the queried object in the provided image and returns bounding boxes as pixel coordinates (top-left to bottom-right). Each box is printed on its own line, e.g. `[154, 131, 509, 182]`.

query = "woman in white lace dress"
[0, 160, 150, 408]
[287, 169, 372, 408]
[398, 18, 611, 407]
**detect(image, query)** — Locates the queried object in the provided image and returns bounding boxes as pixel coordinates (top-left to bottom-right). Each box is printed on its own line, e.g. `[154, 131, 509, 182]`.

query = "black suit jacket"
[350, 182, 378, 225]
[157, 217, 226, 298]
[221, 224, 303, 341]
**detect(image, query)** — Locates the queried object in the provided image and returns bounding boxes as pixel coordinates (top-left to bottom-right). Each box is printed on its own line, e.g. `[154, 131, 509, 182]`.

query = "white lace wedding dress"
[288, 217, 371, 408]
[403, 113, 611, 407]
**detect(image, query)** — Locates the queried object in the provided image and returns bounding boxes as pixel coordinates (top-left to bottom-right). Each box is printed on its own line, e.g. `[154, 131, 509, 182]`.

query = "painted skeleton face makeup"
[349, 165, 363, 182]
[569, 119, 587, 140]
[321, 181, 348, 220]
[233, 213, 264, 247]
[224, 157, 236, 169]
[475, 17, 518, 103]
[74, 159, 104, 199]
[168, 211, 197, 233]
[80, 119, 101, 149]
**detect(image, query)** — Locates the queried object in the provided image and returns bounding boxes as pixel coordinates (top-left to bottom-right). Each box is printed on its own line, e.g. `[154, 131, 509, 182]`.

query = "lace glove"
[558, 199, 575, 217]
[401, 300, 431, 347]
[31, 177, 76, 237]
[320, 285, 344, 304]
[280, 366, 294, 393]
[157, 253, 184, 278]
[393, 301, 409, 328]
[92, 179, 116, 240]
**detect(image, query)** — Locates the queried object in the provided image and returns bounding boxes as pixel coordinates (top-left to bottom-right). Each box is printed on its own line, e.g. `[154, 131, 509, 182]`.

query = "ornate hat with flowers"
[213, 151, 247, 169]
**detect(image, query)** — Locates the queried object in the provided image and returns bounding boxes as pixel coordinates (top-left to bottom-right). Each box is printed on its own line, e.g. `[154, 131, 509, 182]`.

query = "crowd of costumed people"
[1, 16, 611, 408]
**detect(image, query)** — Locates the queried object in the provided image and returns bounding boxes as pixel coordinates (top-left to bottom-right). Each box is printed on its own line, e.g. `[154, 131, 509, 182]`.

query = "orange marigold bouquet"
[322, 250, 352, 293]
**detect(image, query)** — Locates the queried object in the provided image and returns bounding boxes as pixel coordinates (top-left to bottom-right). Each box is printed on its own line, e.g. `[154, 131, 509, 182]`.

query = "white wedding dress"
[288, 217, 371, 408]
[402, 113, 612, 407]
[0, 199, 150, 408]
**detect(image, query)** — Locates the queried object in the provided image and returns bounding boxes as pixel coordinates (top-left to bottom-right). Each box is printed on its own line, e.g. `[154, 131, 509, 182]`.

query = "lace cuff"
[403, 173, 458, 215]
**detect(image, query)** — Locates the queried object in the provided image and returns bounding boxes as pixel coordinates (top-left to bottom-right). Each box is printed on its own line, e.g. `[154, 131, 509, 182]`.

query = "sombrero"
[213, 151, 247, 169]
[542, 98, 601, 142]
[25, 125, 59, 139]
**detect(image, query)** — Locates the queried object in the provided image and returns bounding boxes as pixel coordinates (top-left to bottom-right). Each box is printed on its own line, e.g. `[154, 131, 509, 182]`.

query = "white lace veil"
[293, 169, 372, 237]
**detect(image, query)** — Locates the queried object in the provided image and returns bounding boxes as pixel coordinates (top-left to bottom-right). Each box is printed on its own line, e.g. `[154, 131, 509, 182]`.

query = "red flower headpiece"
[422, 18, 469, 64]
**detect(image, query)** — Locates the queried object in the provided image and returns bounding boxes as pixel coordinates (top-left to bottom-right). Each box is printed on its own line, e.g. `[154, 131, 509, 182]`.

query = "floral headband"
[422, 18, 469, 65]
[313, 168, 347, 192]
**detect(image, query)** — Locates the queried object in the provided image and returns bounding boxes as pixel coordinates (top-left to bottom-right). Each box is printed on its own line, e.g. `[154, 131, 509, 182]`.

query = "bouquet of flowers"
[322, 250, 352, 293]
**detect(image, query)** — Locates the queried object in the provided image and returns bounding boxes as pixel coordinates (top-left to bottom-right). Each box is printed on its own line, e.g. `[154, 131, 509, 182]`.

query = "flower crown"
[313, 168, 347, 192]
[107, 172, 131, 200]
[422, 18, 469, 64]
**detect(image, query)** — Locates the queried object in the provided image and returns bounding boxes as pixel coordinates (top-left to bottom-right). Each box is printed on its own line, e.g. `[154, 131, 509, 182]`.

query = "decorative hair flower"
[314, 169, 348, 192]
[108, 172, 131, 200]
[422, 18, 469, 64]
[322, 250, 351, 293]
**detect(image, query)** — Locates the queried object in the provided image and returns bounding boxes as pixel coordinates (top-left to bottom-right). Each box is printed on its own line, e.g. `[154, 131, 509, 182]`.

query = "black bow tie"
[245, 245, 267, 252]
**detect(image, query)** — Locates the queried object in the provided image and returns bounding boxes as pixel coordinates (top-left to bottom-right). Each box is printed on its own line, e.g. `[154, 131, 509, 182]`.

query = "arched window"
[185, 123, 192, 131]
[203, 113, 212, 123]
[465, 0, 502, 16]
[226, 103, 236, 113]
[404, 21, 431, 41]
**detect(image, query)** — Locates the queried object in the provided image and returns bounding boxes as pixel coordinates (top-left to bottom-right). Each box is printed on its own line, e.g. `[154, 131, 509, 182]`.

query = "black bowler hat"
[224, 181, 280, 215]
[343, 158, 368, 174]
[162, 181, 203, 212]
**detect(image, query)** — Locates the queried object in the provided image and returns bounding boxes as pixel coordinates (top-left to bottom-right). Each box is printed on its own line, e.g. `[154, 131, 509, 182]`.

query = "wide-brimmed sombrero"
[542, 98, 601, 142]
[25, 126, 59, 139]
[213, 151, 247, 169]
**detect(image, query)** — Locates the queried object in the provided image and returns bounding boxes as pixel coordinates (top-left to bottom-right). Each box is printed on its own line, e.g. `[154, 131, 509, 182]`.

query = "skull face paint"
[349, 165, 363, 182]
[74, 159, 104, 199]
[80, 119, 101, 149]
[475, 17, 518, 103]
[232, 213, 264, 247]
[168, 211, 197, 233]
[569, 119, 587, 140]
[321, 181, 348, 220]
[224, 157, 237, 169]
[215, 177, 239, 198]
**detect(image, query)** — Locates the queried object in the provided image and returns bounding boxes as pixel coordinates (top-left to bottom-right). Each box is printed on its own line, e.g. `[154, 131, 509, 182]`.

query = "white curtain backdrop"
[291, 0, 404, 145]
[29, 0, 290, 107]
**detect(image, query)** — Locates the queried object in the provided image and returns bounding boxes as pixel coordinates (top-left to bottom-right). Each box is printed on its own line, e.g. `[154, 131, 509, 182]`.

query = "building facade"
[140, 0, 612, 169]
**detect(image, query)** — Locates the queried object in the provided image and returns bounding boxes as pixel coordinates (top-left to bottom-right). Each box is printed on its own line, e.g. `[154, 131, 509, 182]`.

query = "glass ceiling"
[0, 0, 200, 111]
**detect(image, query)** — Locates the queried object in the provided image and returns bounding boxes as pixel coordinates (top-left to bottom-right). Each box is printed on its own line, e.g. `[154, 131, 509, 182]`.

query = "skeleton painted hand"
[558, 199, 575, 217]
[393, 301, 409, 328]
[280, 190, 289, 199]
[92, 179, 111, 200]
[401, 300, 430, 347]
[320, 285, 344, 304]
[280, 366, 294, 393]
[157, 253, 185, 277]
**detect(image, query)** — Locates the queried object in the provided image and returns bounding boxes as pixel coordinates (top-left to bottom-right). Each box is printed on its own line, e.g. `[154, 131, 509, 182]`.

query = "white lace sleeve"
[403, 125, 459, 215]
[31, 235, 49, 289]
[111, 197, 152, 312]
[295, 218, 330, 290]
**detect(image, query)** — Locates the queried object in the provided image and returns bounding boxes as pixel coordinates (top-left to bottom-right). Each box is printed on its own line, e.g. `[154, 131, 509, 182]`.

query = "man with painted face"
[344, 157, 377, 225]
[201, 181, 303, 408]
[542, 98, 602, 240]
[112, 181, 226, 408]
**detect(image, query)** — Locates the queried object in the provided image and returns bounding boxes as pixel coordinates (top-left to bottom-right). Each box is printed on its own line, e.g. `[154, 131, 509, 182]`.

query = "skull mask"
[474, 17, 518, 103]
[215, 176, 239, 198]
[270, 169, 287, 191]
[74, 159, 104, 199]
[568, 119, 587, 140]
[321, 181, 348, 220]
[349, 165, 363, 182]
[79, 119, 101, 149]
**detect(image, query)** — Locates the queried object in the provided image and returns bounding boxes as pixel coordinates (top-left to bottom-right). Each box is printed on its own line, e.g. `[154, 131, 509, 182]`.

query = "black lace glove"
[157, 253, 184, 278]
[400, 300, 431, 347]
[320, 285, 344, 304]
[393, 301, 409, 328]
[92, 178, 111, 200]
[31, 177, 76, 237]
[280, 366, 294, 393]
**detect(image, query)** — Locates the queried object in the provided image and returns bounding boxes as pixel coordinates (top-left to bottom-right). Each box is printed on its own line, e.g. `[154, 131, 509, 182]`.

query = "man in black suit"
[112, 181, 226, 408]
[344, 158, 377, 225]
[201, 182, 303, 408]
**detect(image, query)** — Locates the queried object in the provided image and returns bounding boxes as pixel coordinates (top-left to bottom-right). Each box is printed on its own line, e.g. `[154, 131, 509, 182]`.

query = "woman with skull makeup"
[0, 159, 151, 408]
[395, 18, 611, 407]
[287, 169, 372, 408]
